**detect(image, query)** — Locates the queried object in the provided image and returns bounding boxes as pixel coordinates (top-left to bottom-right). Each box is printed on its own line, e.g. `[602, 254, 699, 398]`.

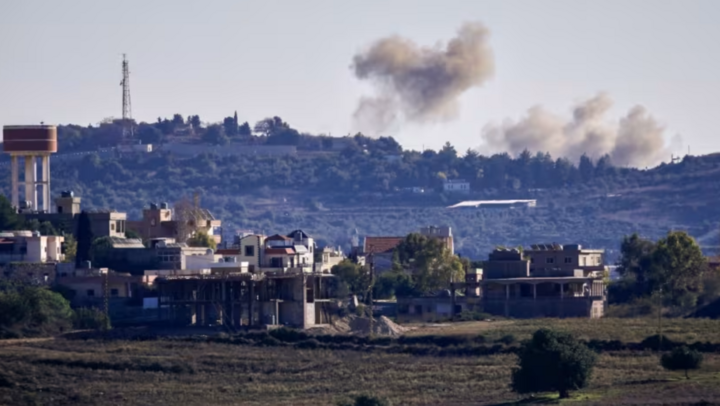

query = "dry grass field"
[1, 318, 720, 406]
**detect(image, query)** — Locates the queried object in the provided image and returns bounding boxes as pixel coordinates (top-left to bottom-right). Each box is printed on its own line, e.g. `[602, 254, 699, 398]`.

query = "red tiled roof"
[265, 248, 295, 255]
[364, 237, 404, 255]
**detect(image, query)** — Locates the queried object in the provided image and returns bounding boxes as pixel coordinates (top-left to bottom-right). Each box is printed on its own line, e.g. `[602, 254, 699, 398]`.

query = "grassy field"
[2, 319, 720, 405]
[405, 317, 720, 343]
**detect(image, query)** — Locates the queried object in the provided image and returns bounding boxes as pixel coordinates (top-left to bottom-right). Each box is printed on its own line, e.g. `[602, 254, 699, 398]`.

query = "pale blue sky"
[1, 0, 718, 156]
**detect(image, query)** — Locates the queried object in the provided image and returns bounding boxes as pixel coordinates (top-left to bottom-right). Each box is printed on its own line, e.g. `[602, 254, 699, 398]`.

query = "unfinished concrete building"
[155, 269, 336, 328]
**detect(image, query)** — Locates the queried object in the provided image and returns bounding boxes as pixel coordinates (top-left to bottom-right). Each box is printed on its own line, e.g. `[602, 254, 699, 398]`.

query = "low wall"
[483, 297, 603, 318]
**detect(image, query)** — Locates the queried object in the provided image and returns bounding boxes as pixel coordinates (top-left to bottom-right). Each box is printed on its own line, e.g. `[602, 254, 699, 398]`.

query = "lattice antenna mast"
[121, 53, 133, 140]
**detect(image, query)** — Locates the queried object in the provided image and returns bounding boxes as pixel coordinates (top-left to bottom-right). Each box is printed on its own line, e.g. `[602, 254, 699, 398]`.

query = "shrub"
[73, 307, 111, 330]
[337, 394, 390, 406]
[295, 338, 322, 350]
[498, 334, 516, 345]
[269, 327, 309, 343]
[661, 346, 703, 379]
[640, 334, 675, 351]
[512, 329, 597, 399]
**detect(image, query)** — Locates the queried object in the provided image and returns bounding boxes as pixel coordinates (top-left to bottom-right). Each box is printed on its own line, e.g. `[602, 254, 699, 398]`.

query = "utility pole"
[103, 270, 110, 331]
[368, 253, 374, 338]
[121, 54, 134, 141]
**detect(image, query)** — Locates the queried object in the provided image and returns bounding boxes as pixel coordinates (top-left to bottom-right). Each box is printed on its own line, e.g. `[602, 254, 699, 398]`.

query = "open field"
[2, 319, 720, 405]
[406, 318, 720, 343]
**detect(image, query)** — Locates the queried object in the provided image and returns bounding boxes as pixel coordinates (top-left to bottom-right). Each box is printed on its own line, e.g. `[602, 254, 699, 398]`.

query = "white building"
[443, 179, 470, 193]
[0, 231, 64, 264]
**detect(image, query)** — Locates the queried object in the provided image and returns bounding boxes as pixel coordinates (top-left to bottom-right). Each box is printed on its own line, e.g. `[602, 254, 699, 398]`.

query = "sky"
[1, 0, 719, 161]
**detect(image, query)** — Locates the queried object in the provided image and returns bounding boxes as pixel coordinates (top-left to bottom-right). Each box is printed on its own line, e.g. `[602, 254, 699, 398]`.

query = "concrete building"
[0, 230, 64, 264]
[23, 191, 128, 239]
[56, 266, 143, 307]
[155, 269, 335, 328]
[127, 202, 222, 245]
[525, 244, 606, 278]
[443, 179, 470, 193]
[316, 246, 345, 273]
[481, 246, 605, 318]
[262, 230, 315, 272]
[397, 245, 607, 321]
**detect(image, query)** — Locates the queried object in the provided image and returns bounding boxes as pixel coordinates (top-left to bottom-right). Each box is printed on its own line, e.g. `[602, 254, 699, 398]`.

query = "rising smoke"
[481, 94, 673, 167]
[352, 22, 494, 134]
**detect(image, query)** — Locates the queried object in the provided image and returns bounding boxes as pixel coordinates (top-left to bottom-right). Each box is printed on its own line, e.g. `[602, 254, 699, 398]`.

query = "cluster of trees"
[610, 231, 715, 310]
[0, 281, 74, 338]
[333, 233, 465, 301]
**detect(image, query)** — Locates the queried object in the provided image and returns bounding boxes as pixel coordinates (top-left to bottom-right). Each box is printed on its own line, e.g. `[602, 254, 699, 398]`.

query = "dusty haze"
[352, 22, 494, 134]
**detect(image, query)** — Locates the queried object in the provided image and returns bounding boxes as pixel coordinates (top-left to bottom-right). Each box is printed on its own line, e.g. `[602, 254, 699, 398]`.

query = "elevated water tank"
[3, 125, 57, 154]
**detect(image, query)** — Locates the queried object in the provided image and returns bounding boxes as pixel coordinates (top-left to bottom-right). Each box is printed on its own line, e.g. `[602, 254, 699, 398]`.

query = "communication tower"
[121, 54, 134, 140]
[2, 125, 57, 212]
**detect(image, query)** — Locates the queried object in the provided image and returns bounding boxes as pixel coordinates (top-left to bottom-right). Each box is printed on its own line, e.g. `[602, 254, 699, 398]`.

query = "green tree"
[0, 285, 74, 337]
[187, 231, 217, 250]
[203, 124, 229, 145]
[125, 229, 141, 240]
[512, 329, 597, 399]
[76, 211, 94, 268]
[38, 221, 57, 236]
[0, 195, 21, 231]
[394, 233, 464, 296]
[661, 346, 703, 379]
[223, 116, 239, 136]
[90, 236, 114, 267]
[331, 259, 371, 300]
[651, 231, 707, 306]
[137, 124, 164, 144]
[63, 234, 77, 264]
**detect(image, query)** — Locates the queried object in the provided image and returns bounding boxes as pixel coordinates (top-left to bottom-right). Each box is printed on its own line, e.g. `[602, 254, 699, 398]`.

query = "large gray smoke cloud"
[352, 22, 494, 134]
[481, 93, 673, 167]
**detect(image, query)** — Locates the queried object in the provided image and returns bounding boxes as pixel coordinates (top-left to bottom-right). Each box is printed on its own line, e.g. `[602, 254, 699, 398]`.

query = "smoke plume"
[352, 22, 494, 134]
[481, 94, 672, 167]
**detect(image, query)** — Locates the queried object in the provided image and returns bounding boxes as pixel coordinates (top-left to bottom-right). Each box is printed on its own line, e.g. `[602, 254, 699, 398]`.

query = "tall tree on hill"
[0, 196, 21, 231]
[75, 211, 94, 268]
[651, 231, 707, 306]
[203, 124, 229, 145]
[578, 154, 595, 182]
[223, 116, 239, 137]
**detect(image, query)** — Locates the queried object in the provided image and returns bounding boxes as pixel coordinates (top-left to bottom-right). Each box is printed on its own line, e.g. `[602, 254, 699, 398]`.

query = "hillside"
[3, 139, 719, 259]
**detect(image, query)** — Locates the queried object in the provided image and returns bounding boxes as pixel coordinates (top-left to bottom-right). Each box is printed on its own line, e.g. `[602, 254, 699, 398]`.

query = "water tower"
[2, 125, 57, 212]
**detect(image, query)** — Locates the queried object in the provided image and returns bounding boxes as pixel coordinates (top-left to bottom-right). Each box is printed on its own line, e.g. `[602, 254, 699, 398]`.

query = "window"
[244, 245, 255, 257]
[564, 257, 573, 264]
[414, 305, 422, 314]
[546, 257, 554, 264]
[530, 258, 535, 264]
[111, 223, 115, 231]
[87, 289, 95, 297]
[110, 288, 119, 297]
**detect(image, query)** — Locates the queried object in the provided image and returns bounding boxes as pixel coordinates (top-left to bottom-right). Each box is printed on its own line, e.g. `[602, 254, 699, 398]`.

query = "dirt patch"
[309, 315, 410, 337]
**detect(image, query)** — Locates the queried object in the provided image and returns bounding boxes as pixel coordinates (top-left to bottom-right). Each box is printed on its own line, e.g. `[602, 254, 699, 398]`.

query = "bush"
[640, 334, 675, 351]
[0, 285, 74, 337]
[512, 329, 597, 399]
[498, 334, 516, 345]
[73, 307, 111, 330]
[337, 394, 390, 406]
[661, 346, 703, 379]
[269, 327, 309, 343]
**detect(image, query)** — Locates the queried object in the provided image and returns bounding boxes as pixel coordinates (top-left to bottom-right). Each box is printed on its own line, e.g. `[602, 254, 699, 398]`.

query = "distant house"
[443, 179, 470, 193]
[316, 246, 345, 273]
[0, 230, 64, 265]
